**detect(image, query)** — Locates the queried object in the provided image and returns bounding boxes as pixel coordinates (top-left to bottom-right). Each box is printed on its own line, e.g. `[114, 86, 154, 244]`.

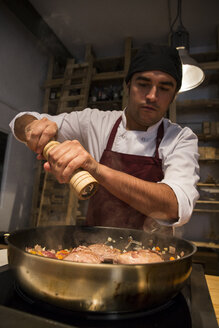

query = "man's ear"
[127, 81, 131, 95]
[171, 92, 177, 103]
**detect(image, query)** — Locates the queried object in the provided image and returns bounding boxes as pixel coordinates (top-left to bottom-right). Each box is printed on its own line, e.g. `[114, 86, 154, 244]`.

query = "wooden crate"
[199, 147, 217, 160]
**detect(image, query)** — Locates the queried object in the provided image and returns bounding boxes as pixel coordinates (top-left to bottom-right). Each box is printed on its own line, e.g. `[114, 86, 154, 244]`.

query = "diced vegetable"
[169, 256, 175, 261]
[169, 246, 176, 254]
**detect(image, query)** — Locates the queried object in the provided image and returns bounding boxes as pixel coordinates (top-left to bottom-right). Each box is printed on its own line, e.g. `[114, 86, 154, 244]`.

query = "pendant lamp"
[170, 0, 205, 92]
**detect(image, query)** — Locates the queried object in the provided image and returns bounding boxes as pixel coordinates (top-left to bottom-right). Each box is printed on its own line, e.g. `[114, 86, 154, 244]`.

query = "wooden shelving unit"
[30, 38, 133, 227]
[31, 45, 96, 226]
[175, 45, 219, 246]
[87, 37, 132, 112]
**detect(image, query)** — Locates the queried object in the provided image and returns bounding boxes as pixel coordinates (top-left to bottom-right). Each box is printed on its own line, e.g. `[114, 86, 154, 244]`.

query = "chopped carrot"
[56, 250, 70, 255]
[29, 250, 43, 256]
[37, 251, 43, 256]
[29, 250, 37, 255]
[155, 246, 160, 251]
[169, 256, 175, 261]
[56, 249, 70, 259]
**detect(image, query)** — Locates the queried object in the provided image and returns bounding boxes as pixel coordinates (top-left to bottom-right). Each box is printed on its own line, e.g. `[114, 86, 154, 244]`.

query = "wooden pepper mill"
[43, 141, 98, 200]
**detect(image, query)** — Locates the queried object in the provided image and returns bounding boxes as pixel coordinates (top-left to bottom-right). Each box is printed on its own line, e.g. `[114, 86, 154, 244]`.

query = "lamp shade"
[177, 47, 205, 92]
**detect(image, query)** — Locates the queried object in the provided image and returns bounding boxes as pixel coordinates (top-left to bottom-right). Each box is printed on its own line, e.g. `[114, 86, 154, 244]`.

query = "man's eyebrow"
[160, 81, 175, 88]
[136, 76, 175, 88]
[136, 76, 151, 82]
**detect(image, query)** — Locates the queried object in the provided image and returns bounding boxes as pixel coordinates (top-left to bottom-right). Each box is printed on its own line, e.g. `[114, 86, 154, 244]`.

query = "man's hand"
[43, 140, 99, 184]
[25, 117, 58, 157]
[15, 115, 58, 157]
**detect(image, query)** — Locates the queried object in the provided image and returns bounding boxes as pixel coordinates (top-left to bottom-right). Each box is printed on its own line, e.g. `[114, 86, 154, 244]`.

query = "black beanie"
[125, 43, 182, 91]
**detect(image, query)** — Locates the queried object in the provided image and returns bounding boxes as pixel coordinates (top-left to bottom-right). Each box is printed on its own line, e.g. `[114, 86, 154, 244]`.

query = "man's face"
[126, 71, 177, 130]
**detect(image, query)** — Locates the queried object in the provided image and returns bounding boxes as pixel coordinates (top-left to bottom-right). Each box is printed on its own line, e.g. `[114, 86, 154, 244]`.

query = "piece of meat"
[26, 243, 165, 265]
[73, 246, 89, 252]
[63, 247, 102, 264]
[115, 249, 164, 264]
[88, 243, 121, 262]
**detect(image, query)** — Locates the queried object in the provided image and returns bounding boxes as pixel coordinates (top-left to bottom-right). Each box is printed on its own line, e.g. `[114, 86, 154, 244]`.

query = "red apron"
[86, 116, 172, 233]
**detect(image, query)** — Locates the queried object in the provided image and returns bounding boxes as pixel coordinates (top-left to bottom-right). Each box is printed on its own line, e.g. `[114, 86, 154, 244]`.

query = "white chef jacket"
[10, 108, 200, 227]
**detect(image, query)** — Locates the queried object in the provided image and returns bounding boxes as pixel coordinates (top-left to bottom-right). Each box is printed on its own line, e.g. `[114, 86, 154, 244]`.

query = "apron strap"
[106, 116, 122, 150]
[155, 121, 164, 159]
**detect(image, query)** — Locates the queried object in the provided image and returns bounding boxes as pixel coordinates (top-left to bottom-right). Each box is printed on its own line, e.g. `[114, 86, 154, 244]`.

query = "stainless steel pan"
[3, 225, 196, 313]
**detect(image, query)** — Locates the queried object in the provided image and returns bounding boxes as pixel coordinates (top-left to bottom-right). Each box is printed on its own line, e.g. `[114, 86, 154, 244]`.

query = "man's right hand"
[14, 115, 58, 157]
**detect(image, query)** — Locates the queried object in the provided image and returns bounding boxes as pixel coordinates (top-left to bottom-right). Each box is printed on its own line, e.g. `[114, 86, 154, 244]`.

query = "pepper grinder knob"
[43, 141, 98, 200]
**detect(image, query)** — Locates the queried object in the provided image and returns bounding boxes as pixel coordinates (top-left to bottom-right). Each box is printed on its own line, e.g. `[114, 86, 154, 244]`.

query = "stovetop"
[0, 264, 217, 328]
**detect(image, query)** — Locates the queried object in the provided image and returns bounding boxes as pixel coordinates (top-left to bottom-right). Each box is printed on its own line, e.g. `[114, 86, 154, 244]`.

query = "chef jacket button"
[141, 137, 146, 142]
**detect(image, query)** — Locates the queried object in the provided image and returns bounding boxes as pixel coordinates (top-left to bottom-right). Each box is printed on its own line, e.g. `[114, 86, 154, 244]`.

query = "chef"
[10, 43, 199, 234]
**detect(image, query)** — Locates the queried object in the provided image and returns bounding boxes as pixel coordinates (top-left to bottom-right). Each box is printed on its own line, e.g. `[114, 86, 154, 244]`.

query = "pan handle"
[43, 141, 98, 200]
[0, 232, 10, 246]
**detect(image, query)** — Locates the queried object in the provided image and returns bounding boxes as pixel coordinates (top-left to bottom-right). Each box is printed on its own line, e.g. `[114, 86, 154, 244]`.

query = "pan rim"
[7, 225, 197, 268]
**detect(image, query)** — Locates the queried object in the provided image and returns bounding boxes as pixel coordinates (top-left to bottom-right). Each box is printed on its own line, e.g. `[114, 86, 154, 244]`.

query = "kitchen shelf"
[93, 55, 124, 71]
[88, 101, 122, 111]
[193, 209, 219, 213]
[200, 61, 219, 70]
[192, 50, 219, 63]
[92, 71, 125, 81]
[192, 241, 219, 249]
[176, 98, 219, 111]
[88, 100, 122, 105]
[196, 200, 219, 204]
[197, 135, 219, 141]
[198, 183, 219, 187]
[198, 146, 219, 161]
[44, 78, 64, 88]
[199, 158, 219, 161]
[195, 183, 219, 213]
[49, 98, 59, 103]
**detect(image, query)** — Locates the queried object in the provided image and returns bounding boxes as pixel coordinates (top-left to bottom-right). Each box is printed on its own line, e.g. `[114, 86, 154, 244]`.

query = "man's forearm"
[14, 114, 38, 141]
[94, 164, 178, 220]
